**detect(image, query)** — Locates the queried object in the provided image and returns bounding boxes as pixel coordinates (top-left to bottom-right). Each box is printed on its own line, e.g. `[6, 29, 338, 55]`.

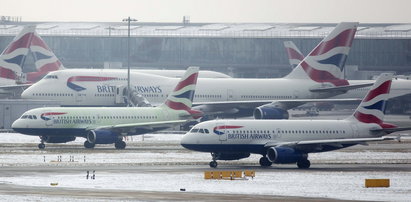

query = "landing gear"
[114, 140, 126, 149]
[38, 143, 45, 149]
[84, 141, 95, 149]
[209, 161, 218, 168]
[297, 159, 311, 169]
[259, 156, 272, 167]
[209, 152, 219, 168]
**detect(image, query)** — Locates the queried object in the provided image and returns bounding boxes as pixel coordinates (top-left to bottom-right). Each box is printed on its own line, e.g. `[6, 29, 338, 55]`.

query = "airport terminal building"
[0, 21, 411, 115]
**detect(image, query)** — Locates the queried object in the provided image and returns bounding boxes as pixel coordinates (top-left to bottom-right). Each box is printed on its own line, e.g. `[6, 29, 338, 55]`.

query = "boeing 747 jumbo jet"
[22, 22, 375, 119]
[12, 67, 201, 149]
[181, 73, 409, 168]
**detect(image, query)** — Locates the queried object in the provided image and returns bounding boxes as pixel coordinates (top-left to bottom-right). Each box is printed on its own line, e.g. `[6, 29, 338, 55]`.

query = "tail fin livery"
[285, 22, 358, 86]
[284, 41, 304, 69]
[0, 25, 35, 81]
[27, 30, 65, 82]
[160, 66, 201, 118]
[350, 73, 395, 128]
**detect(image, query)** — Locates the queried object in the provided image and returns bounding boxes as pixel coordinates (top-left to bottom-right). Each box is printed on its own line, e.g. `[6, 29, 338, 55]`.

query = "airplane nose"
[21, 88, 32, 99]
[180, 133, 191, 146]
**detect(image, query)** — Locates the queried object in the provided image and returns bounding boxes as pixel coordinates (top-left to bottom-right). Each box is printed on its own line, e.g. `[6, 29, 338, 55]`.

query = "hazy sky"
[1, 0, 411, 23]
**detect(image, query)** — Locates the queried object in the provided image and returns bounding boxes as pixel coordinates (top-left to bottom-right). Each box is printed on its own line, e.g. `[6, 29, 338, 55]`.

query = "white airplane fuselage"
[181, 119, 382, 155]
[22, 69, 318, 107]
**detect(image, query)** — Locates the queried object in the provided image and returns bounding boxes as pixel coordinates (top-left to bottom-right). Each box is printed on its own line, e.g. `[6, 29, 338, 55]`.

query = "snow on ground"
[1, 171, 411, 201]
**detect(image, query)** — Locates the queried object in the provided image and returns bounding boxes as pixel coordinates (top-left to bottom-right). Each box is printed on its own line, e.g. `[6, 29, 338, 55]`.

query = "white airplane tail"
[348, 73, 395, 128]
[27, 29, 65, 82]
[0, 26, 35, 82]
[159, 66, 202, 119]
[285, 22, 358, 87]
[284, 41, 304, 69]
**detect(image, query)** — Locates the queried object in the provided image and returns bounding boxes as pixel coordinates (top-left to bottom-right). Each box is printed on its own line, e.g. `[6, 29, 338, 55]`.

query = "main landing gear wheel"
[84, 141, 95, 149]
[38, 143, 45, 149]
[297, 159, 311, 169]
[115, 140, 126, 149]
[259, 156, 272, 167]
[209, 161, 218, 168]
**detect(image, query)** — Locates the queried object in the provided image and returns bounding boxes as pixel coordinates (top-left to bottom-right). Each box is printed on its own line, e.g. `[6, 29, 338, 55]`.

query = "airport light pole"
[122, 17, 137, 106]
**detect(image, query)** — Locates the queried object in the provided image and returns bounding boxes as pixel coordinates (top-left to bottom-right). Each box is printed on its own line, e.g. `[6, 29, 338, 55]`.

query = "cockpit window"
[21, 115, 37, 119]
[190, 128, 199, 133]
[21, 115, 28, 119]
[189, 128, 209, 134]
[44, 75, 58, 79]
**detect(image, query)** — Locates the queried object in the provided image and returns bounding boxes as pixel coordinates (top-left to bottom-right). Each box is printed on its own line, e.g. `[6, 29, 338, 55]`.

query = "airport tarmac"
[1, 131, 411, 201]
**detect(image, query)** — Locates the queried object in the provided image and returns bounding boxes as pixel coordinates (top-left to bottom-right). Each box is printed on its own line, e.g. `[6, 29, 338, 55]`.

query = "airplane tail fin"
[284, 41, 304, 69]
[159, 66, 202, 119]
[0, 25, 35, 81]
[349, 73, 395, 128]
[26, 29, 65, 82]
[285, 22, 358, 86]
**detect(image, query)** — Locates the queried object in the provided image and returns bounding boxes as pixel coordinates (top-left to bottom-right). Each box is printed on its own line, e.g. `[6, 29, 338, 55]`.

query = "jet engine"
[267, 147, 307, 164]
[253, 105, 289, 119]
[41, 136, 76, 143]
[87, 130, 119, 144]
[216, 152, 250, 160]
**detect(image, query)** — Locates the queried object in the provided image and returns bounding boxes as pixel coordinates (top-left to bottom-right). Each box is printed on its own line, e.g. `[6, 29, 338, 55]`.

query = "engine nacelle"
[41, 136, 76, 143]
[217, 152, 250, 160]
[87, 130, 119, 144]
[267, 147, 307, 164]
[253, 105, 289, 119]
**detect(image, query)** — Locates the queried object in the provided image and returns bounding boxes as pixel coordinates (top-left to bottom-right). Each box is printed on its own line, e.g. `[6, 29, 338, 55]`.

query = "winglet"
[285, 22, 358, 87]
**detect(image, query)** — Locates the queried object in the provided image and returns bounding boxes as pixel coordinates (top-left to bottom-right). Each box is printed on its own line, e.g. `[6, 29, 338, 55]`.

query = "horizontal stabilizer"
[370, 127, 411, 134]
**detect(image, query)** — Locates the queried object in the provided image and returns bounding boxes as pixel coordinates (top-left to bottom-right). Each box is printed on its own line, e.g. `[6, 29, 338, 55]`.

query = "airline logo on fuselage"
[67, 76, 117, 91]
[96, 85, 162, 94]
[213, 125, 243, 135]
[40, 112, 67, 121]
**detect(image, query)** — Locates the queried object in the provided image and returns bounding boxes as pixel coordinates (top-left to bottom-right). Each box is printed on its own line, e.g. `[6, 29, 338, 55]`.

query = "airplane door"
[227, 89, 234, 101]
[216, 122, 227, 141]
[350, 124, 359, 138]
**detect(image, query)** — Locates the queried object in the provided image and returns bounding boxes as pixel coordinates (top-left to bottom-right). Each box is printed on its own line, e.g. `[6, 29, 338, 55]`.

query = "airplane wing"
[264, 136, 399, 152]
[309, 82, 373, 93]
[192, 98, 361, 115]
[370, 127, 411, 134]
[89, 120, 187, 135]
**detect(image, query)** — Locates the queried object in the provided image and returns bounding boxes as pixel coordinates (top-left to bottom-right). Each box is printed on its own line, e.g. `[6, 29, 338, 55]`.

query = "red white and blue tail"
[284, 41, 304, 69]
[285, 22, 358, 86]
[0, 25, 35, 81]
[349, 73, 395, 128]
[160, 66, 202, 118]
[27, 30, 65, 82]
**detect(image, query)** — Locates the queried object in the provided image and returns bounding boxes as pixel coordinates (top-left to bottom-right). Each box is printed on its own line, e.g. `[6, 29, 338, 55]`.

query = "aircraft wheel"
[38, 143, 45, 149]
[297, 159, 311, 169]
[115, 140, 126, 149]
[259, 156, 272, 167]
[209, 161, 218, 168]
[84, 141, 95, 149]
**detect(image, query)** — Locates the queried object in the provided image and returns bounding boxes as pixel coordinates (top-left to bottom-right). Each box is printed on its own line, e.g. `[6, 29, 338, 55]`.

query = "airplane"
[12, 66, 202, 149]
[22, 22, 374, 119]
[282, 40, 411, 102]
[180, 73, 410, 168]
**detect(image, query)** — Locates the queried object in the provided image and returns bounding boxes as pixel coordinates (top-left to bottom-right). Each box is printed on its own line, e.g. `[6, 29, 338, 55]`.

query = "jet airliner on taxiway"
[22, 22, 377, 119]
[12, 67, 201, 149]
[181, 73, 409, 168]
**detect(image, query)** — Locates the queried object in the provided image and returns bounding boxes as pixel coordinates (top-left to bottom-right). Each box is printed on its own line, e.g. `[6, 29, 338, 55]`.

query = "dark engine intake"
[267, 147, 306, 164]
[87, 130, 119, 144]
[253, 105, 289, 119]
[217, 152, 250, 160]
[41, 136, 76, 143]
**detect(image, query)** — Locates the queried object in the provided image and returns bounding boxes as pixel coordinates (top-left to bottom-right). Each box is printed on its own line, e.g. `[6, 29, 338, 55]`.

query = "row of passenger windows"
[241, 95, 293, 99]
[55, 115, 158, 120]
[224, 129, 347, 134]
[95, 94, 115, 97]
[32, 93, 74, 97]
[21, 115, 38, 119]
[195, 94, 222, 98]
